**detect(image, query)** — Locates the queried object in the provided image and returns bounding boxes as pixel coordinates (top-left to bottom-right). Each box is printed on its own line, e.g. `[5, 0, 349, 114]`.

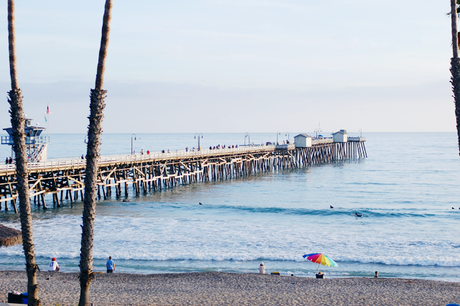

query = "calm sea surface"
[1, 132, 460, 281]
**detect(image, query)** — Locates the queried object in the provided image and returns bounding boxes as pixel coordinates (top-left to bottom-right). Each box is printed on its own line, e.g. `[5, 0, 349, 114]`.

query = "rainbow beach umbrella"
[303, 253, 338, 271]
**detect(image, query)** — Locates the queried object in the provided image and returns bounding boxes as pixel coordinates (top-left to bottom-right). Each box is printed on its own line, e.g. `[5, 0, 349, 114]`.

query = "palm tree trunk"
[451, 0, 460, 155]
[7, 1, 40, 305]
[8, 0, 18, 89]
[79, 1, 112, 305]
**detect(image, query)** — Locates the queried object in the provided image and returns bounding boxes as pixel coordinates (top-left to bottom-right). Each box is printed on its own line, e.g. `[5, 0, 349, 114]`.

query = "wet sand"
[1, 270, 460, 305]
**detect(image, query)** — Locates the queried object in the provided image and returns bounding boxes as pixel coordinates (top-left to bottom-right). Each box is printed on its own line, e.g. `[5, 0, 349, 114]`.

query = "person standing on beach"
[106, 256, 115, 273]
[48, 258, 60, 272]
[259, 262, 265, 274]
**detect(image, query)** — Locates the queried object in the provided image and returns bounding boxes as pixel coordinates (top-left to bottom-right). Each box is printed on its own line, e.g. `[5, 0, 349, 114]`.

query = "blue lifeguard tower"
[1, 117, 50, 162]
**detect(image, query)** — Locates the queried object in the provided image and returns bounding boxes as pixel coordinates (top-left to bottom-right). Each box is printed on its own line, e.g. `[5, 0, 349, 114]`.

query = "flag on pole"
[44, 115, 47, 123]
[46, 105, 49, 114]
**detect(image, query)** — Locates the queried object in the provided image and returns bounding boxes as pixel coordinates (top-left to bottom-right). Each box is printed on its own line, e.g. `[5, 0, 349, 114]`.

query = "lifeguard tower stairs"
[1, 118, 50, 162]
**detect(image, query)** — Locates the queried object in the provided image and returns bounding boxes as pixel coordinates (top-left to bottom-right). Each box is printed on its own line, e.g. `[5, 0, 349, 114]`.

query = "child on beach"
[48, 258, 60, 272]
[258, 262, 265, 274]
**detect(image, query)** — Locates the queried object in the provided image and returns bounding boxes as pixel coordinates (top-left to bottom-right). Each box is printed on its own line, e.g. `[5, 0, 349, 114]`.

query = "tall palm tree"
[451, 0, 460, 154]
[79, 1, 112, 305]
[7, 1, 41, 305]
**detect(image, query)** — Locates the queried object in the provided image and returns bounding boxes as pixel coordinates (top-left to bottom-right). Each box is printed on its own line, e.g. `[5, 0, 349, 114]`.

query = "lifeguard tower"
[1, 118, 50, 162]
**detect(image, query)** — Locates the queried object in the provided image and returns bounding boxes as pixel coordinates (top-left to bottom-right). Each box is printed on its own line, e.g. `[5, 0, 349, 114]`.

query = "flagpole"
[47, 104, 49, 140]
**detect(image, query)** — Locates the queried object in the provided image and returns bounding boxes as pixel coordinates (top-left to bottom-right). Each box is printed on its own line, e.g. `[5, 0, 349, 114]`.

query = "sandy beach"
[0, 271, 459, 306]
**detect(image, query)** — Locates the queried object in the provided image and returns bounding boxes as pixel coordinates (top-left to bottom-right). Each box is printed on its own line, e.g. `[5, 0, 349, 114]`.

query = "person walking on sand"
[48, 258, 60, 272]
[106, 256, 115, 273]
[259, 262, 265, 274]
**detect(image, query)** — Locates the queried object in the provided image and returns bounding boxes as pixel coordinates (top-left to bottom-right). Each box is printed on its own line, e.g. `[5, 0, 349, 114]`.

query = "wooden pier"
[0, 139, 367, 212]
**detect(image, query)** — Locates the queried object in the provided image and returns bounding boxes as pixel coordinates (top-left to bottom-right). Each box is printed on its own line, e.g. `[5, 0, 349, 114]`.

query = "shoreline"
[1, 271, 460, 305]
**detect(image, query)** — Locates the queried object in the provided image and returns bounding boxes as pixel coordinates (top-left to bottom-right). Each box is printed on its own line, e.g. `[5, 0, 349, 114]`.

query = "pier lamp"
[315, 124, 322, 139]
[194, 133, 203, 151]
[131, 134, 137, 155]
[244, 133, 250, 146]
[285, 132, 289, 142]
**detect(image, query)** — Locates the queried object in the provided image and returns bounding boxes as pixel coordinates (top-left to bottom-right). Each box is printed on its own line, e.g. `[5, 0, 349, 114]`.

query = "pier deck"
[0, 139, 367, 213]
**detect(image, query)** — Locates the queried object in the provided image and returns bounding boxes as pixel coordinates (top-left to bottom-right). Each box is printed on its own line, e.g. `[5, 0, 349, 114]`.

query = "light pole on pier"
[244, 132, 250, 146]
[276, 131, 281, 144]
[194, 133, 203, 151]
[315, 123, 322, 139]
[285, 132, 290, 143]
[131, 134, 137, 155]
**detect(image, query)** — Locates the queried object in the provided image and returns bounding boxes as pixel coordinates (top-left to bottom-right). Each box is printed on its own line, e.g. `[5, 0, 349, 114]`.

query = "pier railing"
[0, 135, 50, 145]
[0, 144, 278, 172]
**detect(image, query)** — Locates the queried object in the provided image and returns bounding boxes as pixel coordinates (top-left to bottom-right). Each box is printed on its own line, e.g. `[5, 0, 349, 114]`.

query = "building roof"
[294, 133, 311, 138]
[332, 129, 347, 135]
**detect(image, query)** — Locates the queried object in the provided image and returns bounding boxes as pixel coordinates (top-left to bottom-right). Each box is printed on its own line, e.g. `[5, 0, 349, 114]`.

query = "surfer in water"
[354, 212, 363, 218]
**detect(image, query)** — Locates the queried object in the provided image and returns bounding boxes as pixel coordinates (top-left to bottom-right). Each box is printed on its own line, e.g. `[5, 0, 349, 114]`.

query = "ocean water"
[1, 132, 460, 281]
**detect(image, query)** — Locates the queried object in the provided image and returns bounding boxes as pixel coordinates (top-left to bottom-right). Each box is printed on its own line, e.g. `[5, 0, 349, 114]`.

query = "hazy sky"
[0, 0, 454, 134]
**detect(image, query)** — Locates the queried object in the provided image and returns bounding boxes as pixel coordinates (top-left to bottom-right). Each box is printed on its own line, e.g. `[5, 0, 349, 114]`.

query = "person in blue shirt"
[106, 256, 115, 273]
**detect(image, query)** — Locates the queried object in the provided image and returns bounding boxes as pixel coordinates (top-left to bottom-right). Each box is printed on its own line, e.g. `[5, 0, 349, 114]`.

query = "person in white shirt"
[258, 262, 265, 274]
[48, 258, 60, 272]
